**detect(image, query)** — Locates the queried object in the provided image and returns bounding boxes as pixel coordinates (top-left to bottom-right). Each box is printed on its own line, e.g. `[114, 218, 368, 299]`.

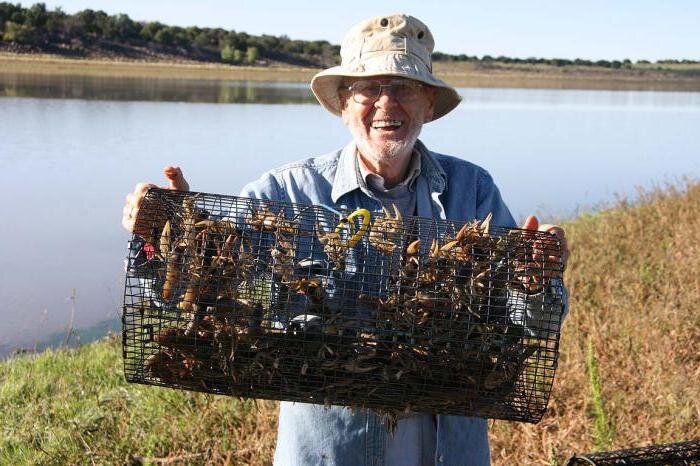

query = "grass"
[2, 180, 698, 465]
[0, 337, 278, 465]
[489, 179, 700, 464]
[586, 337, 614, 451]
[2, 52, 700, 91]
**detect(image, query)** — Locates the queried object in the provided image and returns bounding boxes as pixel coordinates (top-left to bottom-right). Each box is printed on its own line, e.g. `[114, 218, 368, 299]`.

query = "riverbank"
[2, 181, 698, 465]
[2, 52, 700, 91]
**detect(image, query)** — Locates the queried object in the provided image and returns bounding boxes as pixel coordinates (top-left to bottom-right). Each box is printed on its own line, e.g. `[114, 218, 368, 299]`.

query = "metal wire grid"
[567, 439, 700, 465]
[122, 188, 566, 423]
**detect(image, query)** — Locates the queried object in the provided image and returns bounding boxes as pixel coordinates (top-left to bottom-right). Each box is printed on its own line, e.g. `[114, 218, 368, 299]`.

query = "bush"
[220, 44, 234, 62]
[153, 27, 175, 45]
[139, 21, 165, 41]
[246, 46, 259, 63]
[2, 20, 36, 44]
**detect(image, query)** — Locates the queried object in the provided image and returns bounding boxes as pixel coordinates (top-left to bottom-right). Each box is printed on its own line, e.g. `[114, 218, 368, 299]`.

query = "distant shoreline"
[2, 52, 700, 91]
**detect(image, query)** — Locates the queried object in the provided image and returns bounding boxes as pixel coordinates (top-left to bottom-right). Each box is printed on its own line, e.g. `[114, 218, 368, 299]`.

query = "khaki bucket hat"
[311, 13, 461, 121]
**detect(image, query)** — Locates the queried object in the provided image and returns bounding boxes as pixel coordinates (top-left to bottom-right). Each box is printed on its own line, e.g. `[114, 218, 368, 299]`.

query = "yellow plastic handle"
[334, 208, 371, 248]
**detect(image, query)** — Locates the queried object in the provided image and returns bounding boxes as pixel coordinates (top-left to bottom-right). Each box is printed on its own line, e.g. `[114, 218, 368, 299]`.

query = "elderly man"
[123, 13, 569, 466]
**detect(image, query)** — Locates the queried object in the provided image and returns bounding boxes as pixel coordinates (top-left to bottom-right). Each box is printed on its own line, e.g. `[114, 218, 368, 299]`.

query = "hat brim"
[311, 66, 461, 122]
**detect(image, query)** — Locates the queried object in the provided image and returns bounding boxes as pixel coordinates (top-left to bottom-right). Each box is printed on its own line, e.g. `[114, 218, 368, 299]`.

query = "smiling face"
[339, 77, 435, 170]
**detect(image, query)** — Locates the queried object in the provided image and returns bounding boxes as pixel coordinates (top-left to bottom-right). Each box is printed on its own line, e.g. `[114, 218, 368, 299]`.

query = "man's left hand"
[521, 215, 570, 287]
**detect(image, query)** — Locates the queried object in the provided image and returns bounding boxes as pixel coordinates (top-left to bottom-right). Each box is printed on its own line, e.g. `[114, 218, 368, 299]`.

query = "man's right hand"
[122, 166, 190, 237]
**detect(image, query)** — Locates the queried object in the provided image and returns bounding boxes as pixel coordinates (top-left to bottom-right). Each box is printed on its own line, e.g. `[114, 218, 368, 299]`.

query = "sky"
[37, 0, 700, 61]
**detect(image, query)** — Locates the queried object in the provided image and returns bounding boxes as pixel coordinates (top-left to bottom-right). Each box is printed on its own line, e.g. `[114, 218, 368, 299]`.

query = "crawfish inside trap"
[122, 188, 566, 425]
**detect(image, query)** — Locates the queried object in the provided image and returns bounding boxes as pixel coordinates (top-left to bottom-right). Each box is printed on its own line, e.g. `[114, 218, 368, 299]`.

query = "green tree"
[113, 13, 138, 41]
[154, 27, 174, 45]
[302, 40, 321, 55]
[185, 26, 201, 42]
[73, 9, 99, 36]
[193, 31, 210, 48]
[2, 20, 35, 43]
[1, 3, 21, 31]
[25, 2, 48, 28]
[140, 21, 165, 41]
[220, 44, 234, 62]
[44, 7, 67, 41]
[233, 48, 243, 63]
[0, 3, 25, 25]
[167, 25, 188, 47]
[246, 46, 259, 63]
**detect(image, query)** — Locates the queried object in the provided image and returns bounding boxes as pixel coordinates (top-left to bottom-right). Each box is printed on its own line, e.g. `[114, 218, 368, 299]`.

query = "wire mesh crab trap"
[567, 439, 700, 465]
[122, 188, 566, 425]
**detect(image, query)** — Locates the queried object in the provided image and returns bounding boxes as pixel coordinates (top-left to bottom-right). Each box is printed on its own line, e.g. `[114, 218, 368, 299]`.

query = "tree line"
[0, 2, 340, 66]
[432, 52, 698, 69]
[2, 3, 697, 68]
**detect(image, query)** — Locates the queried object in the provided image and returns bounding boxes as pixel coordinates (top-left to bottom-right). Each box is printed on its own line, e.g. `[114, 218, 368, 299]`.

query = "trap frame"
[122, 188, 566, 424]
[567, 439, 700, 465]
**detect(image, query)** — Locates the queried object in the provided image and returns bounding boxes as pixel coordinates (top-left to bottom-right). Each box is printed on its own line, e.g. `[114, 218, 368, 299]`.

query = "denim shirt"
[240, 139, 568, 466]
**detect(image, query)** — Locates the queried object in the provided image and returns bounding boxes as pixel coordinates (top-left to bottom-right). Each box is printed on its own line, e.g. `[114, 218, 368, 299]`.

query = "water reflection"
[0, 73, 317, 104]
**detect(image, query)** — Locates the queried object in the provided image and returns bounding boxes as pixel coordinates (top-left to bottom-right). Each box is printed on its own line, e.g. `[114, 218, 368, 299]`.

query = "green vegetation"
[586, 337, 614, 451]
[0, 2, 339, 67]
[433, 51, 700, 70]
[0, 335, 278, 465]
[2, 181, 699, 465]
[2, 2, 698, 71]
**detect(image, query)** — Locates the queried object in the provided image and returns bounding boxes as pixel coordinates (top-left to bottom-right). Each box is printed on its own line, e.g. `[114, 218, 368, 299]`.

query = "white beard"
[347, 118, 423, 166]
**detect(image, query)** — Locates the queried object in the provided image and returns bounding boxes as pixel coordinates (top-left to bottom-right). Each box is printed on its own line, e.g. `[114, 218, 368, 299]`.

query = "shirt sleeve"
[476, 169, 570, 335]
[239, 171, 285, 201]
[508, 278, 569, 338]
[475, 169, 516, 228]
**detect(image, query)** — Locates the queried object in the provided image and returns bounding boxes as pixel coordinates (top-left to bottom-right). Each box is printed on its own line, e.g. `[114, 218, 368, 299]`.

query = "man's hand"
[519, 215, 569, 292]
[122, 166, 190, 237]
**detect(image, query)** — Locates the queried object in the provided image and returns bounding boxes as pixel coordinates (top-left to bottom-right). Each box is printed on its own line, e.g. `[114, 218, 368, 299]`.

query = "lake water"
[1, 74, 698, 356]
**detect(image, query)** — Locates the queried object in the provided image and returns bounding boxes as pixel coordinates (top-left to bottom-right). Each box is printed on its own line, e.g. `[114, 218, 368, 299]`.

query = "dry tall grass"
[489, 180, 700, 464]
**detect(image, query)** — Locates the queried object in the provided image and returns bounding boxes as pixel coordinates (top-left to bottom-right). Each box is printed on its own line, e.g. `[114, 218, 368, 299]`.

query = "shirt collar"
[358, 149, 422, 192]
[331, 139, 446, 203]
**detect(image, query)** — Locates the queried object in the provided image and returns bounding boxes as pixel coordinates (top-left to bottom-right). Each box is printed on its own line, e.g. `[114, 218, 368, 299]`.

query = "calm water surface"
[1, 74, 698, 355]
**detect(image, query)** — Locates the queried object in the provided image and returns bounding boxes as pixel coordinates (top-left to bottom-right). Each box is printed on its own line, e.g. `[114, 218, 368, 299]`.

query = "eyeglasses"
[345, 79, 425, 105]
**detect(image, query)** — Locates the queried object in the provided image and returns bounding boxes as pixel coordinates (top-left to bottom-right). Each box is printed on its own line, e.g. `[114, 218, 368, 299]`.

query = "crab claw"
[440, 240, 459, 252]
[479, 212, 493, 234]
[430, 239, 440, 257]
[455, 222, 472, 243]
[406, 239, 421, 255]
[392, 203, 402, 221]
[381, 203, 402, 222]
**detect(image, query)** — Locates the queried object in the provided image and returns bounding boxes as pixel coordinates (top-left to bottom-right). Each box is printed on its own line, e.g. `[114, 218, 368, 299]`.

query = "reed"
[586, 336, 614, 451]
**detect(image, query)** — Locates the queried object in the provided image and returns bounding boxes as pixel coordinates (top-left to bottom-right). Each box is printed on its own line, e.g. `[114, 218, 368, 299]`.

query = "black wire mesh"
[567, 439, 700, 465]
[122, 188, 566, 425]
